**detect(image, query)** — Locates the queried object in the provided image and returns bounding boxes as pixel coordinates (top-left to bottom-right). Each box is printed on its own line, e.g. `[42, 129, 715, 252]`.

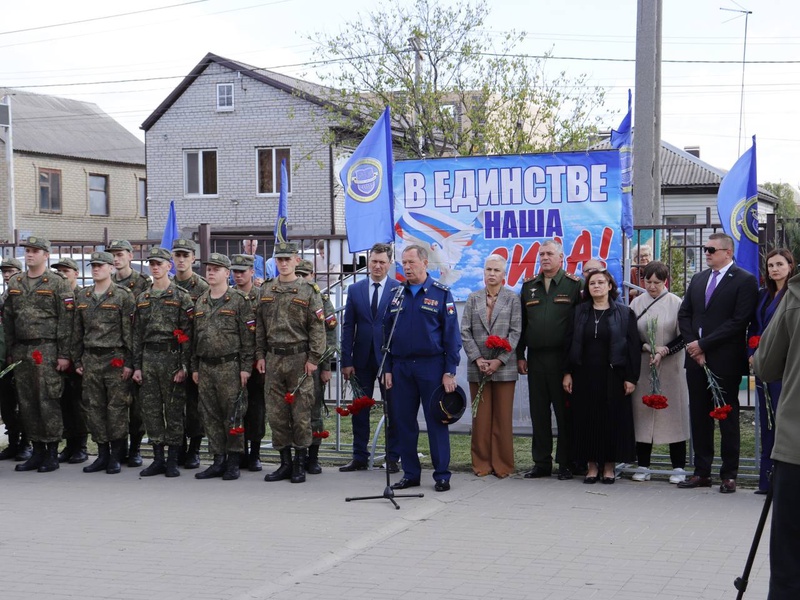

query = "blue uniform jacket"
[383, 275, 462, 375]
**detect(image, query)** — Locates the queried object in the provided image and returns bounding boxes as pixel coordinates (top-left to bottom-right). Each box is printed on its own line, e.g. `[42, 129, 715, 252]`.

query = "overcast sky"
[2, 0, 796, 185]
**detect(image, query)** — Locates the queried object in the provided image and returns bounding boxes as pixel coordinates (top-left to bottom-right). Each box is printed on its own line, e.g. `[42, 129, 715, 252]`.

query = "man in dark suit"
[340, 243, 400, 472]
[677, 232, 758, 494]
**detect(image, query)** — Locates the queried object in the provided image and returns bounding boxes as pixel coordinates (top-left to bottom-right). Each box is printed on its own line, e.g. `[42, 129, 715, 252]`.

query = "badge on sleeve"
[446, 301, 455, 316]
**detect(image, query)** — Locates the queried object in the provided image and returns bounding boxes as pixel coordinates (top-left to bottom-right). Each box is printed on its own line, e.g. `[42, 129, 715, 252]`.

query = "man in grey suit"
[340, 243, 400, 472]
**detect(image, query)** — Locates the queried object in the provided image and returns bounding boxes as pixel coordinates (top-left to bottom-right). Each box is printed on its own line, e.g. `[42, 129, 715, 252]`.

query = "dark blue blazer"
[341, 276, 400, 370]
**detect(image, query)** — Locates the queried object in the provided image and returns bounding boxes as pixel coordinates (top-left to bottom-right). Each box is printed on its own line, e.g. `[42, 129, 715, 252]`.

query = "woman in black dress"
[563, 270, 640, 484]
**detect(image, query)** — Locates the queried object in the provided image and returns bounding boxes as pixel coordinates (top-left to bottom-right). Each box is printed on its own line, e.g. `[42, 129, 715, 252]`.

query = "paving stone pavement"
[0, 459, 771, 600]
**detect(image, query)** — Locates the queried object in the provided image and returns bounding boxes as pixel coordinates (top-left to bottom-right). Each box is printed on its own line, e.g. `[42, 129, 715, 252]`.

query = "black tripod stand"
[733, 475, 773, 599]
[345, 285, 423, 509]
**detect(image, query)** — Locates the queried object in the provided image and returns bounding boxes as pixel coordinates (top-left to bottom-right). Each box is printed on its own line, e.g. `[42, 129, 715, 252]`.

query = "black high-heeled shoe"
[601, 476, 616, 484]
[583, 475, 598, 484]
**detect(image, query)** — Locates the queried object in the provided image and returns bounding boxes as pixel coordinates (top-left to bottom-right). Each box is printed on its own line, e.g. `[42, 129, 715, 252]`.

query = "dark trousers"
[128, 386, 145, 439]
[0, 374, 21, 437]
[352, 356, 398, 462]
[245, 370, 266, 442]
[184, 377, 204, 438]
[769, 461, 800, 600]
[392, 359, 450, 482]
[61, 373, 87, 440]
[636, 441, 687, 468]
[686, 366, 740, 479]
[527, 350, 572, 468]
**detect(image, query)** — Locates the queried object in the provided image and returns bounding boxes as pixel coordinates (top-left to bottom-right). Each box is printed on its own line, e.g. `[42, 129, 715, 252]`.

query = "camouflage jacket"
[114, 270, 151, 298]
[255, 277, 326, 364]
[191, 287, 255, 372]
[175, 272, 209, 302]
[132, 282, 193, 371]
[319, 289, 338, 372]
[3, 271, 75, 360]
[73, 284, 135, 369]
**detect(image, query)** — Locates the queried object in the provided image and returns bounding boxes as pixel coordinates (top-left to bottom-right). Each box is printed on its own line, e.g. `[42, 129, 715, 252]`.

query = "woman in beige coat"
[460, 254, 521, 478]
[630, 261, 690, 483]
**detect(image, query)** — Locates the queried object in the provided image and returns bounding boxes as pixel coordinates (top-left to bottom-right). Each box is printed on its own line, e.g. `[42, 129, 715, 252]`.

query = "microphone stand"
[346, 283, 424, 509]
[733, 472, 773, 599]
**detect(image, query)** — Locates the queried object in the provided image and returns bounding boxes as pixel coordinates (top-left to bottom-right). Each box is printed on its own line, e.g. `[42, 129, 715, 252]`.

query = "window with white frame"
[257, 147, 291, 195]
[138, 178, 147, 217]
[184, 149, 218, 196]
[89, 174, 109, 216]
[217, 83, 234, 111]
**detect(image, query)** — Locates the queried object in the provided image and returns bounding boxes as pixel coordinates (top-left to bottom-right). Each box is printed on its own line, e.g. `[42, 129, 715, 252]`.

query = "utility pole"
[408, 36, 424, 156]
[1, 94, 15, 245]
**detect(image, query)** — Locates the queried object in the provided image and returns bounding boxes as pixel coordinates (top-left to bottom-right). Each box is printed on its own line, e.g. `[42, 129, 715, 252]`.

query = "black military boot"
[264, 448, 293, 482]
[183, 436, 202, 470]
[165, 445, 181, 478]
[0, 431, 20, 460]
[58, 439, 75, 463]
[248, 439, 262, 472]
[127, 434, 143, 468]
[195, 454, 225, 479]
[223, 452, 241, 480]
[291, 447, 307, 484]
[38, 442, 60, 472]
[15, 436, 33, 461]
[106, 440, 125, 474]
[83, 442, 110, 473]
[140, 444, 166, 477]
[305, 444, 322, 475]
[15, 441, 45, 471]
[69, 435, 89, 464]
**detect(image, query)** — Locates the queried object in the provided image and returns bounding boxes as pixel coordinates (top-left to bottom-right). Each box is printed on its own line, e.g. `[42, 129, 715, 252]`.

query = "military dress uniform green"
[255, 243, 326, 483]
[311, 290, 337, 472]
[175, 268, 210, 469]
[133, 277, 193, 477]
[516, 268, 582, 478]
[191, 273, 255, 480]
[73, 253, 135, 474]
[4, 237, 75, 473]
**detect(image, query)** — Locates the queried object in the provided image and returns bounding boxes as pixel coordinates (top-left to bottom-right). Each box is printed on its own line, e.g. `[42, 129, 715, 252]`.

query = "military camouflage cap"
[172, 238, 197, 254]
[89, 251, 114, 265]
[51, 257, 79, 272]
[203, 252, 231, 269]
[147, 246, 172, 263]
[274, 241, 299, 258]
[21, 236, 51, 252]
[230, 254, 254, 271]
[295, 259, 314, 275]
[107, 239, 134, 252]
[1, 257, 22, 271]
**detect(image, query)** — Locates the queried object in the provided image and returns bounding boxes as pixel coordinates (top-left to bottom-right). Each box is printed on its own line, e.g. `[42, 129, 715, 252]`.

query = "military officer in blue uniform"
[384, 244, 462, 492]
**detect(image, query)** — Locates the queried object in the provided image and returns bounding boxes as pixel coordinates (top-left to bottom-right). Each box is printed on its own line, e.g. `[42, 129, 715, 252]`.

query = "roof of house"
[0, 88, 144, 166]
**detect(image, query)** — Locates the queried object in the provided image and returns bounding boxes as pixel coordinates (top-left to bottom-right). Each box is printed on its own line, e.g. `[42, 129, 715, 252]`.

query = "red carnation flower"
[228, 426, 245, 435]
[173, 329, 189, 344]
[710, 404, 733, 420]
[284, 392, 295, 404]
[748, 335, 760, 350]
[335, 406, 351, 417]
[642, 394, 669, 410]
[31, 350, 43, 365]
[312, 430, 330, 439]
[485, 335, 513, 353]
[110, 358, 125, 368]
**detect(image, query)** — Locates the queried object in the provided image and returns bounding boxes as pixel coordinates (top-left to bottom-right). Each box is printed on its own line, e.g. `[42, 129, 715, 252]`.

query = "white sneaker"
[669, 468, 687, 484]
[632, 469, 651, 482]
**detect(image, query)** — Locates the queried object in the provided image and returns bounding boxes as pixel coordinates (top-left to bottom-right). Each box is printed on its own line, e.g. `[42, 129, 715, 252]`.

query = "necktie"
[371, 282, 380, 318]
[705, 270, 719, 307]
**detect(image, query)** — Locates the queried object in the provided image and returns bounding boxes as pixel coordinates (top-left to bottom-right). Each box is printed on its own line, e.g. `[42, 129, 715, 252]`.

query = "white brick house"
[141, 53, 357, 240]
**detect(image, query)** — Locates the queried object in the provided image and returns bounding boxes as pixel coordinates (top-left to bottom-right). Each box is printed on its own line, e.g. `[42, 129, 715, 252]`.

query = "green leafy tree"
[310, 0, 608, 158]
[763, 182, 800, 264]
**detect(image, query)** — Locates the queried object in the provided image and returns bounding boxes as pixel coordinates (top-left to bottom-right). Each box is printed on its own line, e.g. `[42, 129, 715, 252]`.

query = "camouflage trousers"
[265, 352, 314, 450]
[82, 351, 132, 444]
[140, 349, 186, 446]
[198, 359, 247, 455]
[12, 341, 64, 443]
[310, 369, 327, 447]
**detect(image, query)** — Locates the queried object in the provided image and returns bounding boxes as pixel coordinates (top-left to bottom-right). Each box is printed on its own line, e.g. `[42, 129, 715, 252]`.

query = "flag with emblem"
[339, 106, 394, 253]
[161, 200, 179, 275]
[275, 159, 289, 244]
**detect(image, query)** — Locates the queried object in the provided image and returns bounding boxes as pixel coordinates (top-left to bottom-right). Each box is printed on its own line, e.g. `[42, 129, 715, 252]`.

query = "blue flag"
[340, 106, 394, 253]
[275, 159, 288, 244]
[718, 135, 759, 277]
[610, 89, 633, 238]
[161, 200, 179, 274]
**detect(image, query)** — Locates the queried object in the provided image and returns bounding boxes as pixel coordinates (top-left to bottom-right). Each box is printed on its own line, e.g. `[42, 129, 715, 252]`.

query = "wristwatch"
[444, 372, 456, 378]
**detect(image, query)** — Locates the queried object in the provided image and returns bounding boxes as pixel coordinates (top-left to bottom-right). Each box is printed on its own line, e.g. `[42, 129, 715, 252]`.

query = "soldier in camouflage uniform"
[0, 257, 30, 461]
[132, 247, 193, 478]
[73, 252, 135, 474]
[231, 253, 266, 471]
[4, 236, 75, 473]
[255, 241, 326, 484]
[109, 239, 151, 467]
[172, 238, 209, 470]
[191, 253, 255, 481]
[295, 259, 337, 475]
[51, 257, 89, 464]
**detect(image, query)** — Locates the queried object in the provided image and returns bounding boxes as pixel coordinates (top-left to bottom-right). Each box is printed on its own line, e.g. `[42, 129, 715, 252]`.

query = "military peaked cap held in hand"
[430, 384, 467, 425]
[172, 238, 197, 253]
[203, 253, 231, 269]
[51, 257, 79, 272]
[89, 251, 114, 266]
[274, 241, 299, 258]
[147, 247, 172, 262]
[21, 236, 51, 252]
[295, 259, 314, 275]
[1, 257, 23, 270]
[230, 254, 254, 271]
[107, 239, 134, 252]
